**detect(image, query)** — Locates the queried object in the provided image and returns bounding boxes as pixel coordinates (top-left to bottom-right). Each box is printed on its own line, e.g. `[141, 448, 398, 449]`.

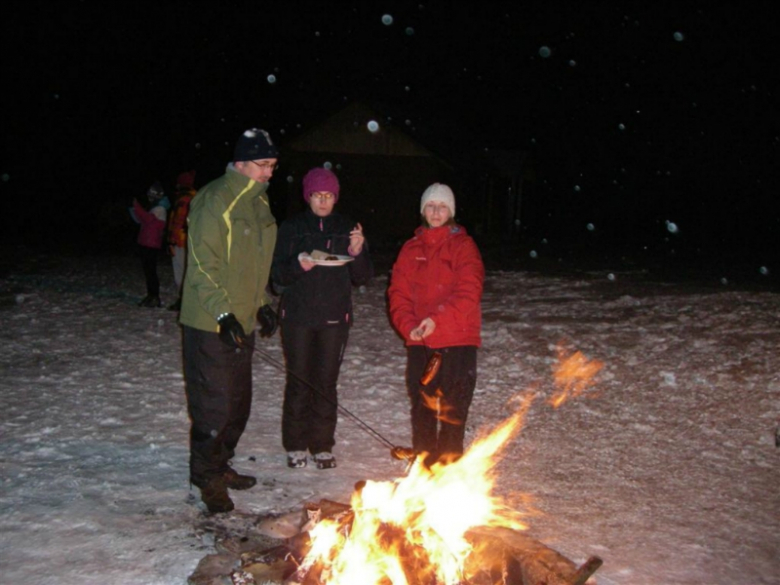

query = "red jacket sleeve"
[387, 241, 419, 341]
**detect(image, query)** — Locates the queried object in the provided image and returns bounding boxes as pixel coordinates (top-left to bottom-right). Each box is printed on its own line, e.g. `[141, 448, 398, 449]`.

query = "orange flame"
[548, 345, 603, 408]
[420, 388, 462, 425]
[297, 392, 537, 585]
[298, 344, 604, 584]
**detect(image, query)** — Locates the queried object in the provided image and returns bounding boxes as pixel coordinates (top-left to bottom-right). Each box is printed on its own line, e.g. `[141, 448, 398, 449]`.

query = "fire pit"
[189, 348, 604, 585]
[189, 498, 601, 585]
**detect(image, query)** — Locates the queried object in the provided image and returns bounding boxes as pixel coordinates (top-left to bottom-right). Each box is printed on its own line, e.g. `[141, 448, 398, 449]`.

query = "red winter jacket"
[388, 224, 484, 348]
[132, 198, 167, 249]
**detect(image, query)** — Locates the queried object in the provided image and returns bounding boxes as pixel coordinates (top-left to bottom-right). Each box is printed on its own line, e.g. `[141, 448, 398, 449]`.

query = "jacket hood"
[414, 223, 466, 245]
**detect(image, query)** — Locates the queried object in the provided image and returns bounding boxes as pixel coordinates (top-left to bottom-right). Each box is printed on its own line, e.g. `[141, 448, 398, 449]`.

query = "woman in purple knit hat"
[271, 167, 373, 469]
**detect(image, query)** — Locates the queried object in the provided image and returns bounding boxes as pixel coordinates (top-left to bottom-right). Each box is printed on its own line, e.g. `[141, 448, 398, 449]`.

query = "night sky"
[2, 1, 778, 279]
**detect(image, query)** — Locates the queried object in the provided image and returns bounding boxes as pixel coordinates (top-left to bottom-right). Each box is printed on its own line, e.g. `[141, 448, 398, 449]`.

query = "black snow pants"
[406, 345, 477, 463]
[138, 245, 160, 297]
[183, 325, 255, 486]
[280, 321, 349, 454]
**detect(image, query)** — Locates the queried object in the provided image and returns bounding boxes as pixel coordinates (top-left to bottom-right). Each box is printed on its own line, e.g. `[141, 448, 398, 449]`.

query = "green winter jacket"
[179, 165, 277, 334]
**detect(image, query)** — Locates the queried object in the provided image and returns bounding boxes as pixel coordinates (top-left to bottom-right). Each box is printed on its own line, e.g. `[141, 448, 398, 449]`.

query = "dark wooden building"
[276, 102, 458, 247]
[275, 102, 532, 249]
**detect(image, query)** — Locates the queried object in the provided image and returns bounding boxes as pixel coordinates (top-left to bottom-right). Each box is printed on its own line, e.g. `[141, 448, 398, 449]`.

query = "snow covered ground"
[1, 250, 778, 585]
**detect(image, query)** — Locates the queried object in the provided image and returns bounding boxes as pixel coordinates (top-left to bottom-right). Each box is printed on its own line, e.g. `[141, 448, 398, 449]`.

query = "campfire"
[190, 347, 604, 585]
[294, 390, 537, 585]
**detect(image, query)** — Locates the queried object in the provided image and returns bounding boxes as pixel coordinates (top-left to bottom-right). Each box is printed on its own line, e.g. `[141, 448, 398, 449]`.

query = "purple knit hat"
[302, 168, 340, 203]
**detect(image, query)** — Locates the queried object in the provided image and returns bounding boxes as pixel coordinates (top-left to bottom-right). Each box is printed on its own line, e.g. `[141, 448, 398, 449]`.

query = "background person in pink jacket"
[130, 181, 170, 307]
[388, 183, 485, 465]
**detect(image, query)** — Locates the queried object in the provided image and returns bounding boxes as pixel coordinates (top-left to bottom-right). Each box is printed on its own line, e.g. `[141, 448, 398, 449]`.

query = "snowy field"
[1, 251, 778, 585]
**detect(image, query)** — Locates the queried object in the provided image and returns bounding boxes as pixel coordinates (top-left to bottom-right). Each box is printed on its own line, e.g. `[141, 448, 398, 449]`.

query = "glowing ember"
[549, 345, 604, 408]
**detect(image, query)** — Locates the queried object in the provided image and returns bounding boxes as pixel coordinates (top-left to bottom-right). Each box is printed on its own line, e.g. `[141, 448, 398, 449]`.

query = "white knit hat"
[420, 183, 455, 217]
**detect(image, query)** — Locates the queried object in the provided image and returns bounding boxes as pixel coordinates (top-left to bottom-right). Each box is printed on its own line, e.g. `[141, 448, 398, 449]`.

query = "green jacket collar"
[224, 164, 269, 200]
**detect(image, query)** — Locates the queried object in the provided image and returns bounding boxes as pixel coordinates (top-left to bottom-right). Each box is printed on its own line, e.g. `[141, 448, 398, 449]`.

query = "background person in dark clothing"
[166, 170, 196, 311]
[271, 167, 373, 470]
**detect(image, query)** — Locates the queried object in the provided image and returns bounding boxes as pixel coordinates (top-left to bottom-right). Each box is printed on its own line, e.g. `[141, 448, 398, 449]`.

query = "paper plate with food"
[298, 249, 355, 266]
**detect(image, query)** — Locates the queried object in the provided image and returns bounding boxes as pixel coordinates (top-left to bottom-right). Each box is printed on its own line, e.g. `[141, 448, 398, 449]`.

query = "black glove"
[257, 304, 278, 338]
[217, 313, 247, 348]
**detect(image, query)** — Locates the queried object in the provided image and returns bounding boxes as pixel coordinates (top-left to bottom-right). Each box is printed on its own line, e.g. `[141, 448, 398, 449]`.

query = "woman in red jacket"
[388, 183, 484, 465]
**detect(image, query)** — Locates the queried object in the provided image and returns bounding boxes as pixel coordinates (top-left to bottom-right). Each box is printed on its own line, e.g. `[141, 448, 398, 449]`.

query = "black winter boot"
[200, 476, 234, 513]
[138, 295, 161, 308]
[223, 468, 256, 490]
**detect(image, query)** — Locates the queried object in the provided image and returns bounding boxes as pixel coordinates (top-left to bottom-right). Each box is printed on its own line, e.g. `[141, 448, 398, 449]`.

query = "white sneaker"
[287, 451, 308, 468]
[312, 452, 337, 470]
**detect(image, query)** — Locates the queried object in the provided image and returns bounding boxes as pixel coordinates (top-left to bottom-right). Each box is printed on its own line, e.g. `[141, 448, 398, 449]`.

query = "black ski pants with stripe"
[280, 321, 349, 455]
[183, 325, 255, 486]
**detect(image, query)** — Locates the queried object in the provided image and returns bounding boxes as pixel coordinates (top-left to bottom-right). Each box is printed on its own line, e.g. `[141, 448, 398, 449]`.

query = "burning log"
[466, 526, 601, 585]
[189, 500, 602, 585]
[286, 500, 601, 585]
[239, 544, 299, 584]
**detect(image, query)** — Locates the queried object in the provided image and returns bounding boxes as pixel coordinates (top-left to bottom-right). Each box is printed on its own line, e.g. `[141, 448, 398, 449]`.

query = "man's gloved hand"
[257, 304, 279, 338]
[217, 313, 247, 348]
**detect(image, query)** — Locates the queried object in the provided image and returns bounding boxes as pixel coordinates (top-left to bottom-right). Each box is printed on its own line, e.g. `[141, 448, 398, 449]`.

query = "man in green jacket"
[180, 128, 279, 513]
